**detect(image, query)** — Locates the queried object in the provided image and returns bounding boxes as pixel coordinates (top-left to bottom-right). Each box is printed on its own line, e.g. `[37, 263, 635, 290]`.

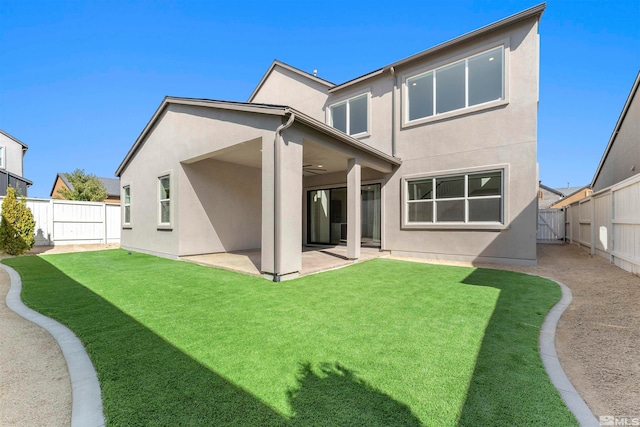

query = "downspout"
[272, 111, 295, 282]
[390, 66, 397, 157]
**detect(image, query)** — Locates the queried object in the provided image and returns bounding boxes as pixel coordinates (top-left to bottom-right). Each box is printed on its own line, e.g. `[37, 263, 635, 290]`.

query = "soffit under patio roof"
[188, 136, 359, 177]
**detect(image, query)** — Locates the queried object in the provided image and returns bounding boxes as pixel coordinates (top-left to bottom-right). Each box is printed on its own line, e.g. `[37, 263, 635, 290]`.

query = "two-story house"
[0, 130, 33, 196]
[116, 4, 544, 281]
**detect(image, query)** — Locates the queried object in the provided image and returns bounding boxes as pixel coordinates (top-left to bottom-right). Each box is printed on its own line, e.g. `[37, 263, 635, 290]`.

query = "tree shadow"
[455, 268, 578, 426]
[288, 363, 421, 427]
[5, 255, 421, 426]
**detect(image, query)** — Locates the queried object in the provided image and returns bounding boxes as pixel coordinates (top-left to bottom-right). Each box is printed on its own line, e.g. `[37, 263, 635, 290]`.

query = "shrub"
[0, 186, 36, 255]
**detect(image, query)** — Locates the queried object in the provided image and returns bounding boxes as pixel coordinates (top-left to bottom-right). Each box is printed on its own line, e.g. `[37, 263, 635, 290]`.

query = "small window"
[158, 175, 170, 225]
[406, 46, 504, 122]
[329, 93, 369, 136]
[123, 186, 131, 225]
[0, 146, 5, 169]
[405, 170, 503, 225]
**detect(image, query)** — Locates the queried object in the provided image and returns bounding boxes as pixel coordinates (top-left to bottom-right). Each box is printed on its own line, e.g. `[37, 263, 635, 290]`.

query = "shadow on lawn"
[455, 268, 577, 426]
[7, 256, 418, 426]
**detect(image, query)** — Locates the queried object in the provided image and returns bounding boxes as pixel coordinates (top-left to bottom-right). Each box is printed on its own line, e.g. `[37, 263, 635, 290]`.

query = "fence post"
[590, 197, 596, 256]
[48, 199, 55, 245]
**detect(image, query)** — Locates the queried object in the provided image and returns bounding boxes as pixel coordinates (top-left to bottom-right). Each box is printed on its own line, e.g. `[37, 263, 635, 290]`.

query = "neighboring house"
[116, 4, 544, 280]
[591, 70, 640, 192]
[0, 130, 33, 196]
[50, 173, 121, 204]
[538, 183, 564, 208]
[549, 186, 592, 209]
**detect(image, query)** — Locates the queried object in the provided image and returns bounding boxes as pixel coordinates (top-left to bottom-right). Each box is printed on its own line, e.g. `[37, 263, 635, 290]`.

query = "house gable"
[249, 61, 333, 122]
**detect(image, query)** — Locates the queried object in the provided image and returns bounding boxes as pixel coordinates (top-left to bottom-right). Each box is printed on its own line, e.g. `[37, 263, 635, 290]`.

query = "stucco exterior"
[0, 130, 32, 196]
[592, 71, 640, 192]
[117, 5, 544, 279]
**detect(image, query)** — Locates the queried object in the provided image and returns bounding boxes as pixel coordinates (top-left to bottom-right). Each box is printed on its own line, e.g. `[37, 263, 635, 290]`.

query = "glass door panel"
[308, 189, 330, 244]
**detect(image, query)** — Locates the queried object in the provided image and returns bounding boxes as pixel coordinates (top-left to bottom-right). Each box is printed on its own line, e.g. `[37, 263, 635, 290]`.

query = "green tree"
[56, 169, 108, 202]
[0, 186, 36, 255]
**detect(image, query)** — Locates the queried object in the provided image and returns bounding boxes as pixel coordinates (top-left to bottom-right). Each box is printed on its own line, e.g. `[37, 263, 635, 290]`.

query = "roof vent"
[313, 69, 318, 77]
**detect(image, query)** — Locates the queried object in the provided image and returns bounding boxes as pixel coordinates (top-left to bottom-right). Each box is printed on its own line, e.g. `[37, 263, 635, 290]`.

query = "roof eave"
[330, 2, 546, 93]
[0, 129, 29, 150]
[115, 97, 289, 177]
[591, 70, 640, 188]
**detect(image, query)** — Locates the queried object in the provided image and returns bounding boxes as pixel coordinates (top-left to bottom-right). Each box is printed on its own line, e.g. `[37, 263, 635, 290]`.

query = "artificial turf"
[4, 250, 577, 426]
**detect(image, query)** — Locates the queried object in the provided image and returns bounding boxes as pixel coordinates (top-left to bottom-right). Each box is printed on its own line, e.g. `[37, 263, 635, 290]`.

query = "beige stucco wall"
[0, 132, 25, 177]
[251, 65, 329, 122]
[180, 158, 262, 255]
[592, 87, 640, 192]
[120, 103, 280, 259]
[327, 17, 540, 265]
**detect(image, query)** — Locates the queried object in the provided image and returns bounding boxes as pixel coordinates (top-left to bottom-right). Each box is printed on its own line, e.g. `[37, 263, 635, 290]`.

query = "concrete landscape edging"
[538, 276, 600, 427]
[1, 263, 105, 427]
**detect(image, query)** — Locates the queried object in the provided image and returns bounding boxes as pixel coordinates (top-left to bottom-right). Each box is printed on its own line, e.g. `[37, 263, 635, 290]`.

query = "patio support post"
[347, 157, 361, 260]
[262, 119, 303, 281]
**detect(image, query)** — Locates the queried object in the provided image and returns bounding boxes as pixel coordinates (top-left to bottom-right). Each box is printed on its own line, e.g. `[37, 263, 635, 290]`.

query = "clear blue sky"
[1, 0, 638, 197]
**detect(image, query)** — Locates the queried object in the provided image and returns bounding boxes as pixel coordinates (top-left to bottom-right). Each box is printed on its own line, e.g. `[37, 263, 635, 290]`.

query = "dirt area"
[397, 243, 640, 418]
[0, 268, 71, 426]
[512, 244, 640, 418]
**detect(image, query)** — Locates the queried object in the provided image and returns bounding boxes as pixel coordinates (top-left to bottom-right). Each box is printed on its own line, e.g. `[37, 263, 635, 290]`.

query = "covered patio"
[181, 246, 388, 277]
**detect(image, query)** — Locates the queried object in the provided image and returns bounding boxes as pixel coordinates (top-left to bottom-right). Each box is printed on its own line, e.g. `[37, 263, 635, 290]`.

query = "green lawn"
[4, 250, 577, 426]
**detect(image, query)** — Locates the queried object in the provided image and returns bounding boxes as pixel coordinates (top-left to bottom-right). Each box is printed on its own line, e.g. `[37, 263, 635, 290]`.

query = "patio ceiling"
[184, 136, 354, 177]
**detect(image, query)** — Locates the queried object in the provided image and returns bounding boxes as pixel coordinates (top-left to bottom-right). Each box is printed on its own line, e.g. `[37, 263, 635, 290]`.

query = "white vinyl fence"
[565, 173, 640, 276]
[0, 197, 121, 246]
[537, 208, 565, 242]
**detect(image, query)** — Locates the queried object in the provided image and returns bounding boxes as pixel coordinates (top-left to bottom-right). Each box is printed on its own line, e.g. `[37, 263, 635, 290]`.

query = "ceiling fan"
[303, 164, 327, 175]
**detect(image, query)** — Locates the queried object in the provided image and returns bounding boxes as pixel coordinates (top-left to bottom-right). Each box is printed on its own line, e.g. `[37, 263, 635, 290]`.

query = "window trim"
[402, 40, 510, 127]
[401, 164, 509, 230]
[122, 185, 131, 227]
[157, 173, 173, 229]
[327, 92, 371, 138]
[0, 146, 5, 169]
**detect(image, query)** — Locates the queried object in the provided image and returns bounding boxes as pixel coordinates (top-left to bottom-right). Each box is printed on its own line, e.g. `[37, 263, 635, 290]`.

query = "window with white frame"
[0, 146, 5, 169]
[158, 175, 170, 225]
[329, 93, 369, 136]
[406, 46, 504, 122]
[123, 186, 131, 225]
[406, 170, 503, 224]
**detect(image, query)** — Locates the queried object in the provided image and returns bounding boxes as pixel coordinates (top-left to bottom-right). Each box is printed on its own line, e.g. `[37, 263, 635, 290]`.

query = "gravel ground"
[0, 268, 71, 427]
[1, 243, 637, 425]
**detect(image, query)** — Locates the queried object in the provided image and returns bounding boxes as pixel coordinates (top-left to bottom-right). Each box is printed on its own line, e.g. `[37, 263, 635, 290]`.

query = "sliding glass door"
[307, 184, 381, 247]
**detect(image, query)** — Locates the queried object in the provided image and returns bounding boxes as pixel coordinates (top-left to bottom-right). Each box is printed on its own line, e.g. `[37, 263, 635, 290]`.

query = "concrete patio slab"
[181, 246, 387, 277]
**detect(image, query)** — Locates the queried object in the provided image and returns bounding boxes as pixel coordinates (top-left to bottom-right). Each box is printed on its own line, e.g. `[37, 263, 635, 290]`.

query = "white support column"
[347, 157, 361, 260]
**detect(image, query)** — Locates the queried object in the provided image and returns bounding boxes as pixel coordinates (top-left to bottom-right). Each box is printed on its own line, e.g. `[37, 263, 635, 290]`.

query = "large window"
[406, 46, 504, 122]
[406, 170, 503, 224]
[158, 175, 170, 226]
[123, 186, 131, 225]
[329, 93, 369, 136]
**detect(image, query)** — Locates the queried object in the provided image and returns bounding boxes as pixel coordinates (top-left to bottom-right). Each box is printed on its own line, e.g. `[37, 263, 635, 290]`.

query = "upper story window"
[406, 46, 504, 122]
[123, 186, 131, 225]
[405, 170, 503, 225]
[329, 93, 369, 136]
[0, 146, 5, 169]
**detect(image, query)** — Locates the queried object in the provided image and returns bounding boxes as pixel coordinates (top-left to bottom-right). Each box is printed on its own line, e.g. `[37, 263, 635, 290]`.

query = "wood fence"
[565, 173, 640, 276]
[537, 208, 565, 242]
[0, 197, 121, 246]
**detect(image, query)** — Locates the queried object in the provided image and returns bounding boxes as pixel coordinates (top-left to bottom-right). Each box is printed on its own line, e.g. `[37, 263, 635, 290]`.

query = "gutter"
[272, 112, 295, 282]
